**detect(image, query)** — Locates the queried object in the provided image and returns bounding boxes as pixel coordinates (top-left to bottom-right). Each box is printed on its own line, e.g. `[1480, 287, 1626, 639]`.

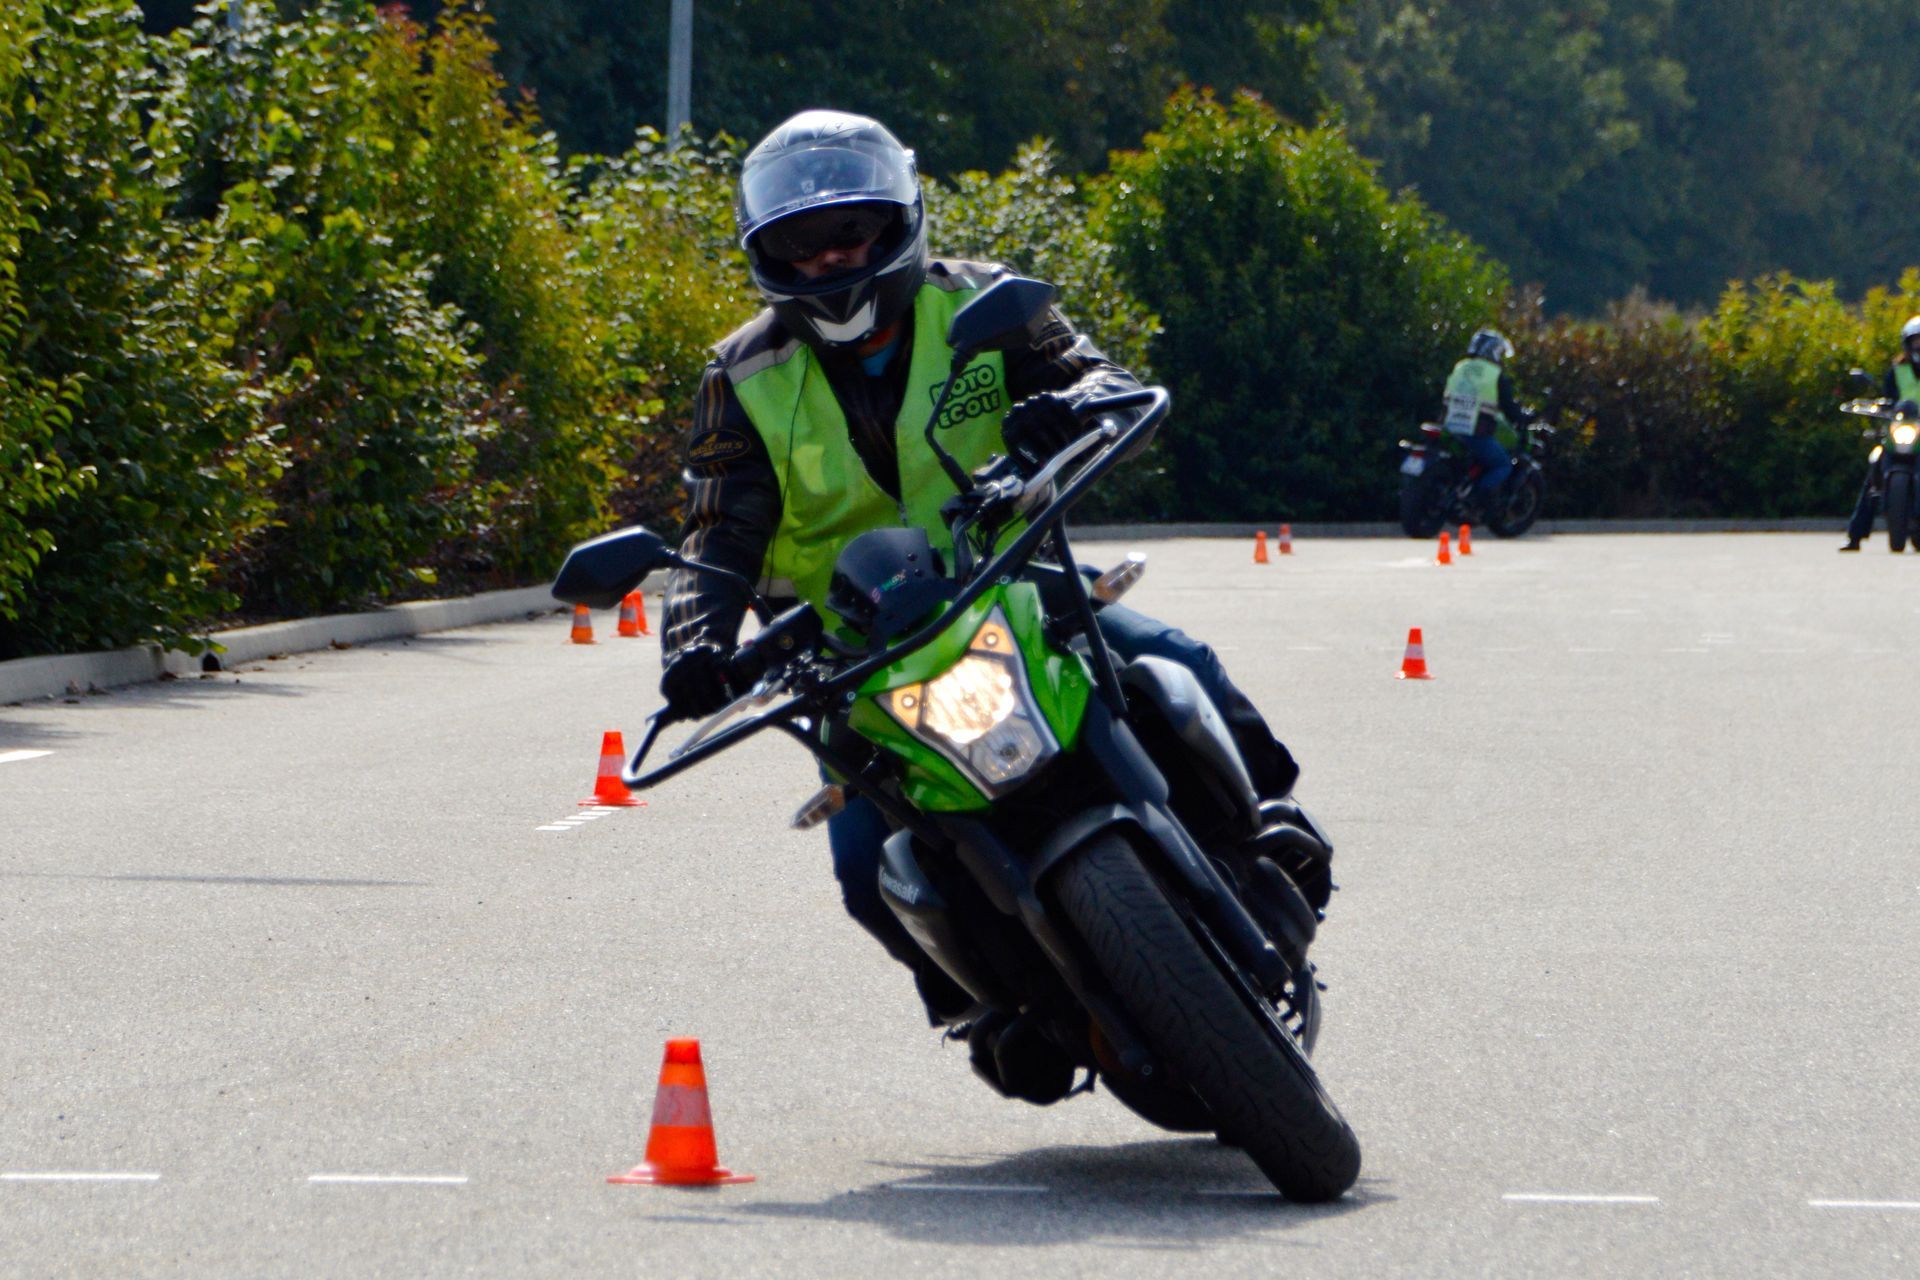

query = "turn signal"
[1092, 553, 1148, 604]
[792, 783, 848, 830]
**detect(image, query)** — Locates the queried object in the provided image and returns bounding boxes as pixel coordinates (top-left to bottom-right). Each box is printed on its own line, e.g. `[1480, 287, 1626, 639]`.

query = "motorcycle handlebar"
[620, 386, 1170, 791]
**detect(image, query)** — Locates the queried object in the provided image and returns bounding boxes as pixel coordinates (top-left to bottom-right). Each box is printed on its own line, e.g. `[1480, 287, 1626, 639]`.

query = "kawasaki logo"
[877, 864, 922, 905]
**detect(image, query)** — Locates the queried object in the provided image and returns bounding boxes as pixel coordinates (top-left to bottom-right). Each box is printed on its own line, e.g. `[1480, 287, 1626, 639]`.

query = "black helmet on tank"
[737, 110, 928, 351]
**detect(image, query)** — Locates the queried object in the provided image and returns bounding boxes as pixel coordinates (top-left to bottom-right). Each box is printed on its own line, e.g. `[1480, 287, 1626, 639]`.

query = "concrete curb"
[1, 584, 565, 705]
[1069, 518, 1841, 539]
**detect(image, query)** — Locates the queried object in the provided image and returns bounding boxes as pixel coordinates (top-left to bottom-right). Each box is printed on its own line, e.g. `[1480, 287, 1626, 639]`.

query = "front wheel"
[1889, 470, 1912, 552]
[1051, 834, 1361, 1201]
[1488, 469, 1545, 537]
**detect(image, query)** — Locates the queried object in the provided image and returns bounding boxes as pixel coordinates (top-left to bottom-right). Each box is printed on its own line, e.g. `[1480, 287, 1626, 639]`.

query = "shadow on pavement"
[703, 1140, 1389, 1247]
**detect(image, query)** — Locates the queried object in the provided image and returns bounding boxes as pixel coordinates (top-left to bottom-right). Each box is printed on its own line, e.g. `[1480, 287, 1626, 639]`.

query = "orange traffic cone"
[1458, 523, 1473, 556]
[580, 730, 645, 807]
[1435, 530, 1452, 565]
[608, 1039, 754, 1186]
[569, 604, 596, 645]
[617, 592, 645, 638]
[1397, 627, 1433, 680]
[1278, 523, 1293, 555]
[1254, 530, 1270, 564]
[634, 591, 651, 636]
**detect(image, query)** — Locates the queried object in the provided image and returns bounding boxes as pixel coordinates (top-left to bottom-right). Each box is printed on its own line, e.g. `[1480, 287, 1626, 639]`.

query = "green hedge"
[4, 2, 1918, 662]
[1101, 89, 1508, 522]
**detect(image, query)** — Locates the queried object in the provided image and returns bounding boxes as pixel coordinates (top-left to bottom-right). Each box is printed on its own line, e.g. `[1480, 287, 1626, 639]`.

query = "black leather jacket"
[662, 258, 1141, 661]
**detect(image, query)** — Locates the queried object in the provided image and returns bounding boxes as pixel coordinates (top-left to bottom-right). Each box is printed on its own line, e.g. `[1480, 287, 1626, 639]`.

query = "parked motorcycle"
[1841, 389, 1920, 551]
[1397, 420, 1552, 538]
[552, 276, 1360, 1201]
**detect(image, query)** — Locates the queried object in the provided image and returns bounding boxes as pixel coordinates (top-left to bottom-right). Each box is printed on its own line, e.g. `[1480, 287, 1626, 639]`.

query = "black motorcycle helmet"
[737, 110, 928, 351]
[1467, 328, 1514, 365]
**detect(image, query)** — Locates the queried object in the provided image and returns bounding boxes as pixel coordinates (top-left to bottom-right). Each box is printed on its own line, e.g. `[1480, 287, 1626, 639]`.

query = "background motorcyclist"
[656, 110, 1302, 1043]
[1840, 315, 1920, 550]
[1441, 329, 1535, 511]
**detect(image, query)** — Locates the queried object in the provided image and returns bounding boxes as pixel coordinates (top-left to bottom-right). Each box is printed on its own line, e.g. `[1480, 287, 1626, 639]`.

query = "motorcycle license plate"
[1400, 455, 1425, 476]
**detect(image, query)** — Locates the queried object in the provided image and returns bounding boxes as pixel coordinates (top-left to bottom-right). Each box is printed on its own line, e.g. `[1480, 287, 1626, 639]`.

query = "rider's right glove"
[659, 642, 735, 720]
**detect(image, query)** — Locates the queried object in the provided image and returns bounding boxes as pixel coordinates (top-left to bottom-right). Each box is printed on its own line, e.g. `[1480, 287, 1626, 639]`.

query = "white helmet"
[1901, 315, 1920, 350]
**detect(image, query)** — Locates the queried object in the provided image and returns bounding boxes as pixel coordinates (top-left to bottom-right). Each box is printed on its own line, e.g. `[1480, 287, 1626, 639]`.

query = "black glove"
[660, 642, 735, 720]
[1001, 391, 1084, 478]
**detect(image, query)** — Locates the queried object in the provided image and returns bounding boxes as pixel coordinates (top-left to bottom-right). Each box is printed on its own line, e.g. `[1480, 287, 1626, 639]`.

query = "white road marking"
[887, 1182, 1048, 1194]
[308, 1174, 468, 1186]
[1503, 1193, 1659, 1205]
[536, 825, 572, 832]
[0, 750, 52, 766]
[1809, 1199, 1920, 1211]
[1, 1171, 160, 1183]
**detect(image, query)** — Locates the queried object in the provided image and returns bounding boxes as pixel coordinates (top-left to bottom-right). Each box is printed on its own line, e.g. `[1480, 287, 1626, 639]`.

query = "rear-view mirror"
[947, 276, 1057, 360]
[551, 525, 675, 610]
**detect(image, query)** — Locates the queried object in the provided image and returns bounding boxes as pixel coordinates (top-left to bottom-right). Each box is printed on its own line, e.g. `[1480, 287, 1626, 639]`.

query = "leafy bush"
[0, 1, 93, 623]
[1699, 273, 1904, 518]
[927, 141, 1168, 519]
[569, 128, 754, 528]
[364, 4, 618, 578]
[1102, 88, 1507, 521]
[0, 2, 278, 658]
[1504, 290, 1734, 518]
[157, 5, 495, 613]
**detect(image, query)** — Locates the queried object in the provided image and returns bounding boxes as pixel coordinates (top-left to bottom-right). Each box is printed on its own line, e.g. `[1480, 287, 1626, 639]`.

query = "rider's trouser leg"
[1847, 461, 1881, 543]
[1092, 603, 1300, 798]
[827, 793, 973, 1021]
[1467, 433, 1513, 506]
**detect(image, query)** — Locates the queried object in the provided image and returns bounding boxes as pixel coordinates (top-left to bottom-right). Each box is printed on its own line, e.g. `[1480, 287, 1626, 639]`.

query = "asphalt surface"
[3, 533, 1917, 1277]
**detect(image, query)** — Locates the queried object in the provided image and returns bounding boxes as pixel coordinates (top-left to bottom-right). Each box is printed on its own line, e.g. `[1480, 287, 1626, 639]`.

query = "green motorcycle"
[552, 277, 1361, 1201]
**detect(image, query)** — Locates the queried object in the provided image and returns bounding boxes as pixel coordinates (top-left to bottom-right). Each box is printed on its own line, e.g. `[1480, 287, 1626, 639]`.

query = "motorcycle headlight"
[881, 610, 1059, 797]
[1893, 424, 1919, 449]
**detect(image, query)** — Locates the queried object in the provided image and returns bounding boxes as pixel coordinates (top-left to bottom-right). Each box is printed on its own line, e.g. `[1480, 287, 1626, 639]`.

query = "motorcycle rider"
[658, 111, 1304, 1083]
[1441, 329, 1536, 512]
[1839, 315, 1920, 551]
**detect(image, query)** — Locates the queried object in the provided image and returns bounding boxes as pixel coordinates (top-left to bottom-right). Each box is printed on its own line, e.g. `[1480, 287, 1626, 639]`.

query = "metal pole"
[667, 0, 692, 142]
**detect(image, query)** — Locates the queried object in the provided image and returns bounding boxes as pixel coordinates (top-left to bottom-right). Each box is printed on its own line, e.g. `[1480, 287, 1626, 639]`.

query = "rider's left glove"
[660, 642, 735, 720]
[1001, 391, 1084, 479]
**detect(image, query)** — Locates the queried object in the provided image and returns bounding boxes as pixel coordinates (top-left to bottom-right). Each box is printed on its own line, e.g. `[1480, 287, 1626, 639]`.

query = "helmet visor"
[754, 202, 897, 265]
[739, 141, 918, 243]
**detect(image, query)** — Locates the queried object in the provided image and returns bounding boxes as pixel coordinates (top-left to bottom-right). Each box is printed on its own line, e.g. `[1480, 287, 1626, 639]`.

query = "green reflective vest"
[1443, 357, 1507, 437]
[1895, 361, 1920, 405]
[729, 280, 1011, 614]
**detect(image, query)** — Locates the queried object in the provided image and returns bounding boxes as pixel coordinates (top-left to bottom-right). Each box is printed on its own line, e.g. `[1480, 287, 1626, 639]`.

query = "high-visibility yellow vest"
[729, 275, 1011, 613]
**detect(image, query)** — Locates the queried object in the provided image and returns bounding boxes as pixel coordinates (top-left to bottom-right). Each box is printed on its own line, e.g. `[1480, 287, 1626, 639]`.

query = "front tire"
[1052, 834, 1361, 1201]
[1889, 471, 1911, 552]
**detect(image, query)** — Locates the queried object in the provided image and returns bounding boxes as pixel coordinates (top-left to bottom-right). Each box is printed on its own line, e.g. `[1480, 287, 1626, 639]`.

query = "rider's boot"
[965, 1009, 1077, 1105]
[1839, 538, 1863, 552]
